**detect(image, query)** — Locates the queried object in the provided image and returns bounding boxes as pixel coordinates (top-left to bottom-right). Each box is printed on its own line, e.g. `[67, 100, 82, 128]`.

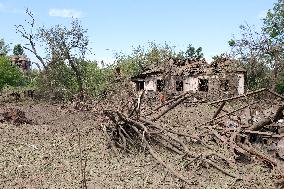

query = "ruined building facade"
[131, 57, 246, 99]
[10, 55, 31, 72]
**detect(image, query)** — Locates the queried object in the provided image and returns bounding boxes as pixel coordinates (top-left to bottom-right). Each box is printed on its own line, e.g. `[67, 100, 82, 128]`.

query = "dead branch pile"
[0, 108, 32, 125]
[103, 88, 284, 187]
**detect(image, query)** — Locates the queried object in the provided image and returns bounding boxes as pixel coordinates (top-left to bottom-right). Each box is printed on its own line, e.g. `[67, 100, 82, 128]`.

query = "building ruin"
[131, 57, 246, 99]
[10, 55, 31, 72]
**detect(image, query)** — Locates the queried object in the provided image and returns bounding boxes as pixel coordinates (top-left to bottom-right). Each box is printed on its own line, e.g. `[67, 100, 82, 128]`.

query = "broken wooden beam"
[212, 101, 226, 118]
[238, 143, 280, 166]
[249, 105, 284, 131]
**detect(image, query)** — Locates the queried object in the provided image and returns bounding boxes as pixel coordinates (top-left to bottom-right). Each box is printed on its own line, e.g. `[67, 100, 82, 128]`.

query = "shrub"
[0, 56, 23, 91]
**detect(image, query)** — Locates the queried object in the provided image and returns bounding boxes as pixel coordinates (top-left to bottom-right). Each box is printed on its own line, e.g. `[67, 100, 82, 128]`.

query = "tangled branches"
[103, 88, 284, 187]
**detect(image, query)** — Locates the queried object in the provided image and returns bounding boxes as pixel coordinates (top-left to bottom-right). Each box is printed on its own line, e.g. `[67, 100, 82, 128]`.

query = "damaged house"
[10, 55, 31, 72]
[131, 57, 246, 99]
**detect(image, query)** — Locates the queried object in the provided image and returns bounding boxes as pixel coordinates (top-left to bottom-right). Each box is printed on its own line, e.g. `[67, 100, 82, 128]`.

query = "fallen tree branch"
[151, 92, 189, 112]
[208, 88, 266, 105]
[139, 117, 206, 148]
[152, 95, 189, 121]
[144, 138, 192, 185]
[238, 143, 279, 166]
[212, 101, 226, 118]
[197, 101, 260, 128]
[242, 130, 284, 138]
[105, 111, 193, 184]
[249, 105, 284, 131]
[267, 89, 284, 101]
[203, 159, 238, 178]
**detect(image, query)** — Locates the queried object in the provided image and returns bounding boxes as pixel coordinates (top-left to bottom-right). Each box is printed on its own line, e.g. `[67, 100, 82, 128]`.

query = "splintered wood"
[104, 88, 284, 188]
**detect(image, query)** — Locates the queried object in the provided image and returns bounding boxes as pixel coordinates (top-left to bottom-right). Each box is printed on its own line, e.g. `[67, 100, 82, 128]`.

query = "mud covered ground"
[0, 97, 282, 189]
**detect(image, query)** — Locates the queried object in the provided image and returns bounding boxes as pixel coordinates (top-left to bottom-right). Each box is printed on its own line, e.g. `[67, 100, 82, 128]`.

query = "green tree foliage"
[114, 42, 176, 77]
[183, 44, 204, 60]
[83, 61, 115, 98]
[276, 74, 284, 94]
[229, 24, 272, 90]
[229, 0, 284, 93]
[0, 56, 23, 91]
[34, 62, 80, 100]
[115, 42, 203, 77]
[16, 10, 91, 99]
[0, 38, 9, 56]
[262, 0, 284, 92]
[13, 44, 24, 55]
[38, 19, 89, 96]
[263, 0, 284, 40]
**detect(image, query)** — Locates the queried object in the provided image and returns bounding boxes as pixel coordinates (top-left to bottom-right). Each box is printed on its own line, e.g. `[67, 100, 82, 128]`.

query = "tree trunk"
[69, 59, 84, 97]
[272, 48, 280, 91]
[249, 105, 284, 131]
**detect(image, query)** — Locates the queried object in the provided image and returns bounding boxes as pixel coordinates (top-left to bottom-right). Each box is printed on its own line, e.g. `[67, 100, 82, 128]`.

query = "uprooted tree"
[102, 86, 284, 187]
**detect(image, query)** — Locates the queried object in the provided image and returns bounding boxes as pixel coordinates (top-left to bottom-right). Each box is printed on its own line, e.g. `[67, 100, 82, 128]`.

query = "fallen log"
[209, 88, 266, 105]
[249, 105, 284, 131]
[242, 130, 284, 138]
[151, 91, 189, 112]
[212, 101, 226, 118]
[197, 100, 260, 128]
[152, 94, 189, 121]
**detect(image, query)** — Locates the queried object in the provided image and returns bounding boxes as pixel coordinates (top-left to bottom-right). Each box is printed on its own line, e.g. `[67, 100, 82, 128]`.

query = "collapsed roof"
[132, 57, 246, 80]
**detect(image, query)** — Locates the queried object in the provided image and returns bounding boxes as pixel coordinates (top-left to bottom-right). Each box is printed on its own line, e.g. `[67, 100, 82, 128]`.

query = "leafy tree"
[184, 44, 204, 61]
[229, 0, 284, 93]
[0, 56, 23, 90]
[83, 61, 115, 98]
[16, 9, 90, 98]
[229, 24, 272, 90]
[262, 0, 284, 92]
[114, 42, 176, 77]
[145, 42, 176, 65]
[263, 0, 284, 41]
[34, 62, 80, 100]
[13, 44, 24, 55]
[115, 42, 205, 78]
[37, 19, 89, 96]
[276, 74, 284, 94]
[0, 38, 9, 56]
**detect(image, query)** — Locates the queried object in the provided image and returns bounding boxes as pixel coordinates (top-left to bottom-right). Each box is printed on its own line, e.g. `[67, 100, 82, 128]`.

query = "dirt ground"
[0, 97, 282, 189]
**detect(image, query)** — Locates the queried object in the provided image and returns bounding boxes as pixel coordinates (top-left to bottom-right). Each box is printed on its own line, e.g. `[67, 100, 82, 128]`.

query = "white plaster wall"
[184, 78, 190, 92]
[237, 73, 245, 95]
[184, 77, 199, 92]
[145, 77, 157, 92]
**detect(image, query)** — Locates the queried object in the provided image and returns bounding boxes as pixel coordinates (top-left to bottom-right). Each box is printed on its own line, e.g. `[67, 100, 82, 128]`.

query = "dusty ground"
[0, 96, 282, 188]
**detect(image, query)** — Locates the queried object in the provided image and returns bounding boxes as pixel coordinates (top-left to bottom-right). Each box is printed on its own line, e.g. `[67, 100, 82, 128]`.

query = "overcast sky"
[0, 0, 276, 63]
